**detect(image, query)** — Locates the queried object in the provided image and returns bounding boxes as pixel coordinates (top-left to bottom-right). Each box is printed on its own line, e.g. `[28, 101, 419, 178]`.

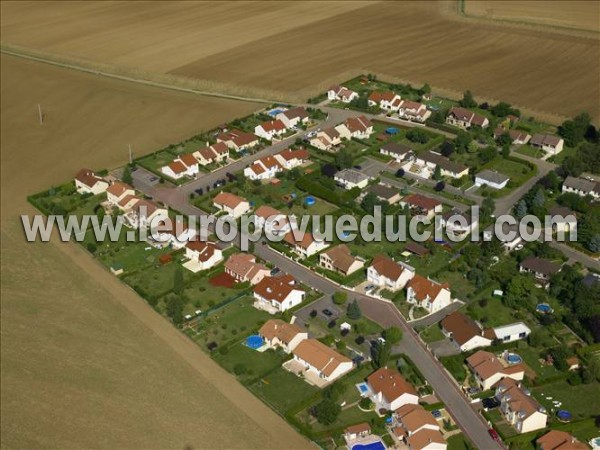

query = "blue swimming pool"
[246, 335, 264, 350]
[352, 441, 386, 450]
[536, 303, 553, 314]
[505, 353, 523, 364]
[358, 383, 369, 393]
[268, 108, 285, 116]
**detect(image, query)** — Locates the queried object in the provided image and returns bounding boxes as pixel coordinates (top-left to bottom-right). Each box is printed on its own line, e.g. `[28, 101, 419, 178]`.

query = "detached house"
[213, 192, 250, 218]
[334, 169, 370, 190]
[536, 430, 589, 450]
[406, 274, 452, 313]
[530, 134, 564, 155]
[153, 218, 197, 249]
[310, 127, 342, 151]
[274, 148, 310, 170]
[74, 169, 109, 195]
[466, 350, 525, 390]
[253, 205, 292, 235]
[419, 152, 469, 179]
[217, 129, 259, 151]
[446, 107, 489, 129]
[291, 338, 353, 384]
[397, 101, 431, 123]
[366, 367, 419, 412]
[183, 240, 223, 273]
[367, 255, 415, 291]
[276, 107, 309, 128]
[284, 230, 330, 258]
[224, 253, 270, 285]
[475, 170, 510, 190]
[562, 176, 600, 199]
[366, 183, 402, 205]
[193, 142, 229, 166]
[492, 323, 531, 343]
[519, 257, 561, 287]
[441, 311, 493, 352]
[259, 319, 308, 353]
[494, 378, 547, 434]
[243, 155, 283, 180]
[124, 199, 169, 229]
[253, 274, 305, 313]
[368, 91, 402, 111]
[106, 181, 135, 206]
[255, 119, 287, 141]
[380, 142, 414, 163]
[494, 128, 531, 145]
[336, 115, 374, 140]
[401, 194, 442, 220]
[395, 404, 447, 450]
[327, 85, 359, 103]
[161, 153, 199, 180]
[441, 209, 476, 237]
[319, 244, 365, 276]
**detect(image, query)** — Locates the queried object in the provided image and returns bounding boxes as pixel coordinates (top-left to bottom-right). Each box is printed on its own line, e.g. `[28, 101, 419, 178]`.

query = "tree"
[459, 90, 477, 108]
[395, 168, 405, 178]
[321, 163, 337, 178]
[504, 275, 535, 309]
[347, 300, 362, 320]
[479, 146, 497, 164]
[335, 149, 353, 170]
[514, 200, 528, 219]
[122, 165, 133, 185]
[406, 129, 428, 144]
[491, 102, 520, 118]
[561, 156, 585, 177]
[433, 165, 442, 181]
[372, 341, 391, 368]
[419, 83, 431, 96]
[558, 112, 591, 147]
[440, 140, 454, 157]
[588, 234, 600, 253]
[173, 265, 184, 295]
[382, 327, 402, 345]
[333, 291, 348, 305]
[166, 295, 184, 326]
[454, 131, 472, 152]
[313, 398, 341, 425]
[434, 181, 445, 192]
[532, 189, 546, 208]
[481, 197, 495, 222]
[361, 192, 379, 213]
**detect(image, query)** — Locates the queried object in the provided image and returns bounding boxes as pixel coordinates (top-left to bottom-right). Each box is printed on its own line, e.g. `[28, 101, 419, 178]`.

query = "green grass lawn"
[533, 381, 600, 421]
[213, 343, 286, 384]
[480, 156, 536, 198]
[519, 346, 563, 381]
[420, 324, 445, 343]
[248, 367, 319, 414]
[515, 144, 544, 159]
[447, 434, 473, 450]
[465, 297, 521, 328]
[440, 354, 467, 383]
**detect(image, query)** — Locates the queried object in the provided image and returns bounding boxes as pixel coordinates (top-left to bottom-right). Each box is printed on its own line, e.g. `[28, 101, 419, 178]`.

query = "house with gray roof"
[475, 170, 511, 190]
[334, 169, 370, 190]
[562, 176, 600, 199]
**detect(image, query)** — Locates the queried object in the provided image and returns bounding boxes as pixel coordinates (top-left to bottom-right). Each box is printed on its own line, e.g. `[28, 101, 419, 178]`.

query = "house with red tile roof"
[193, 142, 229, 166]
[446, 107, 489, 130]
[106, 181, 135, 206]
[255, 119, 288, 141]
[344, 422, 371, 441]
[466, 350, 525, 390]
[213, 192, 250, 218]
[494, 128, 531, 145]
[124, 199, 169, 229]
[440, 311, 493, 352]
[319, 244, 365, 277]
[336, 115, 374, 140]
[494, 378, 547, 433]
[74, 168, 109, 195]
[368, 91, 402, 111]
[394, 403, 447, 450]
[216, 129, 259, 151]
[367, 255, 415, 291]
[243, 155, 284, 180]
[536, 430, 588, 450]
[309, 127, 342, 151]
[397, 101, 431, 123]
[406, 274, 452, 313]
[253, 205, 292, 235]
[273, 148, 310, 170]
[183, 240, 223, 273]
[259, 319, 307, 353]
[401, 194, 442, 220]
[366, 367, 419, 412]
[224, 253, 270, 285]
[253, 274, 305, 313]
[327, 85, 359, 103]
[160, 153, 199, 180]
[283, 230, 330, 258]
[276, 107, 309, 128]
[291, 338, 353, 383]
[153, 218, 197, 249]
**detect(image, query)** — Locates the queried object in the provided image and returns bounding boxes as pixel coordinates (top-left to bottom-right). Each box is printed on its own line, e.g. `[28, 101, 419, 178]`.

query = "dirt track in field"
[1, 53, 310, 449]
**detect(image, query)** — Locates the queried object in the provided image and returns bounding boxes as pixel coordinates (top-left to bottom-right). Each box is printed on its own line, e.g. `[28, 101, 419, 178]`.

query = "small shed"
[405, 242, 429, 257]
[159, 253, 173, 265]
[110, 263, 124, 276]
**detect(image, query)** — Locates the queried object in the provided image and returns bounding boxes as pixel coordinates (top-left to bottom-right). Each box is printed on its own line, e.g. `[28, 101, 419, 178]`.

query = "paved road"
[409, 301, 464, 329]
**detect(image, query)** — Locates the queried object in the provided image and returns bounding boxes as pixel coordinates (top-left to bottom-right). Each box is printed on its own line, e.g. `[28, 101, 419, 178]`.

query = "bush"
[333, 291, 348, 305]
[233, 364, 247, 375]
[359, 397, 373, 410]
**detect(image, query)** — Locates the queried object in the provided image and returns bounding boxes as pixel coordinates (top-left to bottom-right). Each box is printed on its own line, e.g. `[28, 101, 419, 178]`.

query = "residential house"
[253, 205, 292, 235]
[291, 338, 353, 383]
[446, 107, 489, 129]
[492, 323, 531, 343]
[380, 142, 414, 163]
[367, 255, 415, 291]
[562, 176, 600, 199]
[276, 107, 309, 128]
[310, 127, 342, 151]
[255, 119, 287, 141]
[405, 242, 430, 258]
[395, 404, 447, 450]
[475, 170, 510, 190]
[397, 101, 431, 123]
[243, 155, 283, 180]
[327, 85, 359, 103]
[337, 115, 374, 140]
[494, 378, 547, 433]
[549, 206, 576, 234]
[536, 430, 588, 450]
[344, 423, 371, 441]
[193, 142, 229, 166]
[530, 134, 564, 155]
[74, 168, 109, 195]
[419, 152, 469, 179]
[519, 257, 561, 287]
[273, 148, 310, 170]
[253, 274, 305, 312]
[406, 429, 447, 450]
[367, 367, 419, 412]
[106, 181, 135, 206]
[319, 244, 365, 276]
[401, 194, 442, 220]
[161, 153, 199, 179]
[366, 183, 402, 205]
[494, 128, 531, 145]
[183, 240, 223, 273]
[258, 319, 308, 353]
[441, 209, 476, 237]
[153, 218, 197, 249]
[406, 274, 452, 314]
[466, 350, 525, 390]
[217, 129, 259, 151]
[368, 91, 401, 110]
[284, 230, 330, 258]
[334, 169, 370, 190]
[124, 199, 168, 229]
[224, 253, 270, 285]
[440, 311, 493, 352]
[117, 194, 140, 211]
[213, 192, 250, 218]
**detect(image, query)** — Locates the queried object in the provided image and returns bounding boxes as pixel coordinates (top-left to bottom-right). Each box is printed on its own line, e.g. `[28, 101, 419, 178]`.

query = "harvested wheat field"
[0, 54, 310, 449]
[463, 0, 600, 33]
[1, 1, 599, 123]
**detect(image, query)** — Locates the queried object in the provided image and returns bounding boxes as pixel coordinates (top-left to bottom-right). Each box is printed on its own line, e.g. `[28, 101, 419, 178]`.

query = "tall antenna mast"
[37, 104, 44, 125]
[128, 144, 133, 164]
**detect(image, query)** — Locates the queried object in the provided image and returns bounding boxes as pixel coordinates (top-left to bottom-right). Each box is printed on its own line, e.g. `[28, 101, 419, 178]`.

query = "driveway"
[410, 301, 463, 329]
[429, 339, 461, 357]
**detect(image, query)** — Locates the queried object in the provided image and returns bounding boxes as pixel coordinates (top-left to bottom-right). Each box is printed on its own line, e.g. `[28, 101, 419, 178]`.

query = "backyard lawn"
[213, 343, 286, 384]
[533, 381, 600, 421]
[420, 324, 445, 343]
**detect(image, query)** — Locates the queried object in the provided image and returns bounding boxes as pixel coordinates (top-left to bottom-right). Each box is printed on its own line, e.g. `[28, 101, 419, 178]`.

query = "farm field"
[463, 1, 600, 33]
[0, 54, 309, 448]
[1, 1, 599, 123]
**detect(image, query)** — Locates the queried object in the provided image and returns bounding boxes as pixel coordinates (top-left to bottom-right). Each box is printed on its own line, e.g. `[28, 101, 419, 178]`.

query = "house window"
[519, 332, 526, 338]
[503, 335, 510, 341]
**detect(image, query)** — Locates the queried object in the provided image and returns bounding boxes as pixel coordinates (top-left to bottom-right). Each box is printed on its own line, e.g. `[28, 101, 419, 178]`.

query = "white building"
[492, 323, 531, 343]
[406, 274, 452, 314]
[106, 181, 135, 206]
[161, 154, 199, 180]
[213, 192, 250, 218]
[327, 85, 359, 103]
[74, 169, 109, 195]
[530, 134, 564, 155]
[495, 378, 548, 434]
[397, 100, 431, 123]
[475, 170, 510, 190]
[562, 176, 600, 199]
[183, 240, 223, 273]
[259, 319, 308, 353]
[253, 274, 305, 313]
[446, 107, 489, 129]
[243, 155, 283, 180]
[334, 169, 370, 190]
[123, 199, 169, 229]
[291, 339, 353, 383]
[380, 142, 413, 163]
[193, 142, 229, 166]
[440, 311, 493, 352]
[253, 205, 292, 235]
[368, 91, 402, 111]
[367, 255, 415, 291]
[283, 230, 330, 258]
[276, 107, 309, 128]
[255, 119, 287, 141]
[466, 350, 525, 390]
[367, 367, 419, 411]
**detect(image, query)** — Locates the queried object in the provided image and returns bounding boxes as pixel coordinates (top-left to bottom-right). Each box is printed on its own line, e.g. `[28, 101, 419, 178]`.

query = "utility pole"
[37, 104, 43, 125]
[128, 144, 133, 164]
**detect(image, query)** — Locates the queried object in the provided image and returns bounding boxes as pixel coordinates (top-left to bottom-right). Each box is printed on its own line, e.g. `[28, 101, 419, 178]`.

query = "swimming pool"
[536, 303, 553, 314]
[356, 382, 370, 395]
[268, 108, 285, 116]
[505, 353, 523, 364]
[352, 441, 386, 450]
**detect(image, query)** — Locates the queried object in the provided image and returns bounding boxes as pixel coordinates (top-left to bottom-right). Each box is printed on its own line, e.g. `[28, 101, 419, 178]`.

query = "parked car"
[226, 172, 236, 181]
[322, 309, 333, 317]
[353, 165, 362, 170]
[488, 429, 500, 442]
[270, 268, 281, 276]
[467, 387, 481, 395]
[195, 188, 204, 195]
[364, 284, 376, 293]
[431, 409, 442, 419]
[482, 397, 500, 410]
